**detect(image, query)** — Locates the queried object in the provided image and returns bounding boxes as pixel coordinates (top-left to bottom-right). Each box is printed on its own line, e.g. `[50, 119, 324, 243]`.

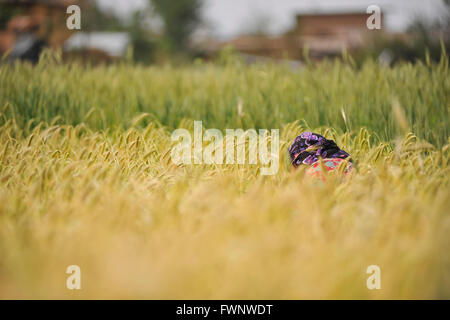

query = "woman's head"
[288, 132, 351, 168]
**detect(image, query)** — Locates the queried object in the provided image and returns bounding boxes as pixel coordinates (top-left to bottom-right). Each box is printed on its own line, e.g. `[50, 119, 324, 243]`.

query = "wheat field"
[0, 51, 449, 299]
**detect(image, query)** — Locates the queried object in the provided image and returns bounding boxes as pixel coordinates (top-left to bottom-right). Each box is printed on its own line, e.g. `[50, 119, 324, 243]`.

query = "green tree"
[128, 11, 155, 64]
[150, 0, 203, 52]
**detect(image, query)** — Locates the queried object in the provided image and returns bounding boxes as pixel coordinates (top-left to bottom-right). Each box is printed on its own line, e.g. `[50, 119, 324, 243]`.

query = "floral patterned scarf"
[288, 132, 351, 168]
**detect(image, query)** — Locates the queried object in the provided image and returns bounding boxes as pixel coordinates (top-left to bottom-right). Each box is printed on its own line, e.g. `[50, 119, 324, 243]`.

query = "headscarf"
[288, 132, 351, 168]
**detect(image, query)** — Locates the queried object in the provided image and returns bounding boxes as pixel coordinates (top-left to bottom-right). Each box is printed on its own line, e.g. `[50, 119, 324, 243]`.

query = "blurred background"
[0, 0, 449, 65]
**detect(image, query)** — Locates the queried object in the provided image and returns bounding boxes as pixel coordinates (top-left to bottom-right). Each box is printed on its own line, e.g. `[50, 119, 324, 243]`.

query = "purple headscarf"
[288, 132, 351, 168]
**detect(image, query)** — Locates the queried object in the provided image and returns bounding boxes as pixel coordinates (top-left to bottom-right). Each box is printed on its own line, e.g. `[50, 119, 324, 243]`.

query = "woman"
[288, 131, 353, 179]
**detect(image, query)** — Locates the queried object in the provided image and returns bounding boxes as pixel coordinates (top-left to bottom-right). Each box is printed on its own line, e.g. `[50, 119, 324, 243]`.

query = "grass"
[0, 51, 449, 299]
[1, 50, 448, 145]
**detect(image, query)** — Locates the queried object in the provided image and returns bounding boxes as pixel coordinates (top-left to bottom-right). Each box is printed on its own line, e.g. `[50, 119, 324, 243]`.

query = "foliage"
[1, 49, 448, 146]
[150, 0, 203, 52]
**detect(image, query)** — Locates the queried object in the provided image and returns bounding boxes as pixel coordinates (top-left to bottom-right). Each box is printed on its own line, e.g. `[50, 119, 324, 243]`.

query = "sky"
[96, 0, 448, 39]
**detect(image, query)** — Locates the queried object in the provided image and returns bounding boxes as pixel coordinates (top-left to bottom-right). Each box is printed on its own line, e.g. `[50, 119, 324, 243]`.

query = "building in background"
[63, 32, 131, 62]
[289, 12, 382, 58]
[0, 0, 77, 61]
[200, 11, 384, 61]
[0, 0, 132, 63]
